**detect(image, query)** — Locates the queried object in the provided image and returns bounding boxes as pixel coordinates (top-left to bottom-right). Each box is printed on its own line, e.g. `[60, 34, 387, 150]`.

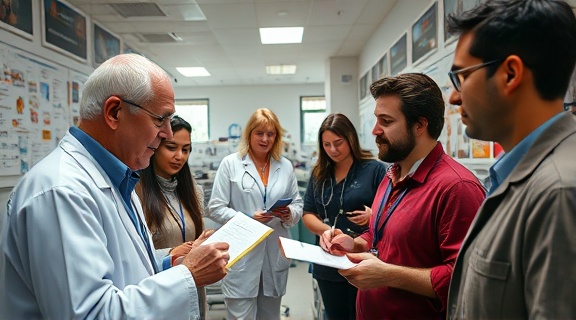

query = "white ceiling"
[65, 0, 398, 87]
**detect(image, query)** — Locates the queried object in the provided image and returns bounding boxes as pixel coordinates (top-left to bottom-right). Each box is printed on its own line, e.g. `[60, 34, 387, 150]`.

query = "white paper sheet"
[278, 237, 357, 270]
[202, 213, 273, 268]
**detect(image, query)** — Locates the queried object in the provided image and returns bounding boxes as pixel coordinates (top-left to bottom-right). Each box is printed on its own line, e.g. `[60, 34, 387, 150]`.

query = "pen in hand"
[331, 213, 342, 237]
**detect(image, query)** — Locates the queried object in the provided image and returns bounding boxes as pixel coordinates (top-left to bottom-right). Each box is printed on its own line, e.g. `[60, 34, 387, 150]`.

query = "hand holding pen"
[320, 210, 359, 256]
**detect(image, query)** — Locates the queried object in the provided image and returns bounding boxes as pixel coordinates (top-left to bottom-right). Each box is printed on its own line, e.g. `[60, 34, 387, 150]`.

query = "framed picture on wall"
[371, 63, 379, 83]
[378, 53, 388, 78]
[93, 21, 121, 66]
[390, 33, 407, 75]
[444, 0, 486, 44]
[412, 2, 437, 65]
[41, 0, 87, 63]
[360, 73, 368, 100]
[0, 0, 33, 40]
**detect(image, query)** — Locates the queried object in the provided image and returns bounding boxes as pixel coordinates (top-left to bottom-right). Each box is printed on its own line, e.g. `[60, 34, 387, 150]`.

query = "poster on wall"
[412, 2, 437, 65]
[68, 69, 87, 126]
[371, 63, 379, 84]
[41, 0, 87, 62]
[359, 73, 368, 100]
[0, 41, 73, 176]
[359, 97, 377, 154]
[444, 0, 485, 44]
[390, 33, 407, 75]
[93, 21, 121, 66]
[378, 53, 388, 79]
[0, 0, 33, 39]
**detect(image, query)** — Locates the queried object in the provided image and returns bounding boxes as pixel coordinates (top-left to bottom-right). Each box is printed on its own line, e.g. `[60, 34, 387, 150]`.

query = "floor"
[207, 261, 314, 320]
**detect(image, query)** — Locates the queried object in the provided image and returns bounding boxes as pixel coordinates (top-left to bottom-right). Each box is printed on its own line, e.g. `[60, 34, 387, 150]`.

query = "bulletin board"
[0, 41, 86, 180]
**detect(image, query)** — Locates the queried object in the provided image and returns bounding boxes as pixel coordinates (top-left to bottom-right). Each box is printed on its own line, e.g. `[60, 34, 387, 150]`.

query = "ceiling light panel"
[266, 65, 297, 75]
[109, 3, 166, 18]
[176, 67, 211, 77]
[259, 27, 304, 44]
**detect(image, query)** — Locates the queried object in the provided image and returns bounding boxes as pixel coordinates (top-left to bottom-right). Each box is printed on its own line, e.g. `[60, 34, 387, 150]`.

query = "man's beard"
[376, 129, 416, 163]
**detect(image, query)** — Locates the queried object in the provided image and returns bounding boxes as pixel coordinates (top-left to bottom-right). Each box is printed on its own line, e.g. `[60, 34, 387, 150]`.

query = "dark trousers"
[316, 278, 357, 320]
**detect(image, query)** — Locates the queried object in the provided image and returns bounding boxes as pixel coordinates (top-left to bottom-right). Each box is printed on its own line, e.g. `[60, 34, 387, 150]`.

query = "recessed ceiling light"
[259, 27, 304, 44]
[266, 65, 297, 75]
[176, 67, 211, 77]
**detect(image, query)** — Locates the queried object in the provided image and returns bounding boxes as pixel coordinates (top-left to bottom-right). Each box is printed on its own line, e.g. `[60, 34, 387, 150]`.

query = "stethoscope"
[241, 155, 268, 210]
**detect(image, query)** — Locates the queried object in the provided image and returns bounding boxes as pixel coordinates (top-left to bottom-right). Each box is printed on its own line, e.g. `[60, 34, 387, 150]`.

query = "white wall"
[358, 0, 456, 81]
[0, 1, 93, 78]
[1, 0, 490, 206]
[174, 83, 324, 147]
[326, 57, 360, 126]
[357, 0, 495, 178]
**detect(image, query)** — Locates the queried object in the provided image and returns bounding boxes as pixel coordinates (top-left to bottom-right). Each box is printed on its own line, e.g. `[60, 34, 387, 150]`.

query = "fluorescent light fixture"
[176, 67, 211, 77]
[259, 27, 304, 44]
[266, 65, 297, 75]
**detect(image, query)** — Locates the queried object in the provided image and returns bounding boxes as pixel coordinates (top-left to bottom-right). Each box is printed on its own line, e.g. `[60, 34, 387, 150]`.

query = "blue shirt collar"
[489, 112, 564, 194]
[69, 127, 140, 205]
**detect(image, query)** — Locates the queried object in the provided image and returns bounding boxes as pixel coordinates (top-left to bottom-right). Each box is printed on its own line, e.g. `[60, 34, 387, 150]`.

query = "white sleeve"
[207, 156, 242, 224]
[4, 187, 200, 320]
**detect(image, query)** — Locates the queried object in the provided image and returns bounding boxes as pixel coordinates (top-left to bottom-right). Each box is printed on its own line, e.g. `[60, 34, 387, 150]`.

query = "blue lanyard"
[177, 201, 185, 242]
[166, 198, 186, 243]
[371, 179, 410, 253]
[121, 197, 158, 274]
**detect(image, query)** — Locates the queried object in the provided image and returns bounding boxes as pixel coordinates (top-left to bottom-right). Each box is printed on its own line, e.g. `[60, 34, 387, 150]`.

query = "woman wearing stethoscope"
[136, 116, 211, 319]
[302, 113, 387, 320]
[208, 108, 303, 320]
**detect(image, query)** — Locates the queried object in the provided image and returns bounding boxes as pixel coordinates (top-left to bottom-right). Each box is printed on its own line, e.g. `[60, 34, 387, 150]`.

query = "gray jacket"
[448, 112, 576, 319]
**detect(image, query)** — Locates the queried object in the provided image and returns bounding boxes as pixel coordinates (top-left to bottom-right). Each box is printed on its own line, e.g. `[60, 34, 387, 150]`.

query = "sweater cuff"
[161, 255, 172, 270]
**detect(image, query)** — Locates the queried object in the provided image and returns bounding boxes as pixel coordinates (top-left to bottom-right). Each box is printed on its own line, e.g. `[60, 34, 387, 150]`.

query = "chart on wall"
[0, 41, 83, 176]
[358, 97, 377, 154]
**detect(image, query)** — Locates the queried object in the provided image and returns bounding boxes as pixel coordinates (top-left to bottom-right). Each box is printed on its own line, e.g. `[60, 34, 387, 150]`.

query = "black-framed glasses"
[564, 102, 576, 115]
[121, 98, 174, 128]
[448, 59, 503, 92]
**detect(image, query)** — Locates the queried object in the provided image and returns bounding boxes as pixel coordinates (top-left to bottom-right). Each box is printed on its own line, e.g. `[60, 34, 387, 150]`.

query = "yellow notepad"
[201, 213, 273, 268]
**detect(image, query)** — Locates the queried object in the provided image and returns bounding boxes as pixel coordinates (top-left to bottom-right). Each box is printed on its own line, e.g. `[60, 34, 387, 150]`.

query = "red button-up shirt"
[358, 142, 485, 320]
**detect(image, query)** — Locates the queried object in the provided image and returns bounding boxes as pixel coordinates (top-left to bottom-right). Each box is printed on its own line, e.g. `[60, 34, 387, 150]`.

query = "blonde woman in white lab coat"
[208, 108, 303, 320]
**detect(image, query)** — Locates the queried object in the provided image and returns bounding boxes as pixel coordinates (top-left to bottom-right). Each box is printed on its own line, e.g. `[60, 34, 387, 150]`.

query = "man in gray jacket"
[446, 0, 576, 318]
[0, 54, 230, 319]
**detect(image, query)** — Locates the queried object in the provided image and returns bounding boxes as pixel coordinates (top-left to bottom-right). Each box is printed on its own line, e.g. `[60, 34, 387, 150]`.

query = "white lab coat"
[207, 152, 303, 298]
[0, 131, 201, 319]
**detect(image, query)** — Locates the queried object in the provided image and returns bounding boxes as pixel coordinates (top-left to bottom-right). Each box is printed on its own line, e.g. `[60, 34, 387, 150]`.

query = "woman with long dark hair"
[136, 115, 208, 318]
[302, 113, 387, 320]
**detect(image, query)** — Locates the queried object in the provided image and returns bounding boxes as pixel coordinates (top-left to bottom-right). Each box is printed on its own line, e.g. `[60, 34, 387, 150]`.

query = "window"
[300, 96, 327, 145]
[174, 99, 209, 142]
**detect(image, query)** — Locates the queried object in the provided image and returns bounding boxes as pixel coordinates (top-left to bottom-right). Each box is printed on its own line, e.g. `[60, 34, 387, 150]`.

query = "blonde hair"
[238, 108, 284, 160]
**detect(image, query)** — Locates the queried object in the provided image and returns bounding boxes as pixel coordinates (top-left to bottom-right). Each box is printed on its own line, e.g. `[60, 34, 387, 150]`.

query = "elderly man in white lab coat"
[0, 54, 230, 319]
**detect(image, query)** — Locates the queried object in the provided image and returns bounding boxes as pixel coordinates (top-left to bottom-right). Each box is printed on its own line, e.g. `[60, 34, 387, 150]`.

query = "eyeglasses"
[448, 59, 503, 92]
[564, 102, 576, 115]
[121, 98, 174, 128]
